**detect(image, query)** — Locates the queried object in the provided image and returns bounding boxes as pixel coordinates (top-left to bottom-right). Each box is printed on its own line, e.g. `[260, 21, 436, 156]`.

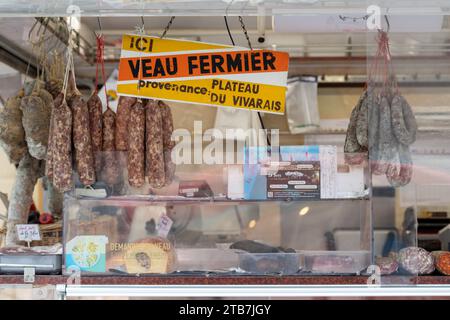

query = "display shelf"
[0, 1, 447, 18]
[70, 195, 370, 206]
[1, 275, 450, 286]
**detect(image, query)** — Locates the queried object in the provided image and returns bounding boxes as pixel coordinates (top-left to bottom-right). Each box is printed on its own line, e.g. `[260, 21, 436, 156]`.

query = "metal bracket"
[23, 267, 35, 283]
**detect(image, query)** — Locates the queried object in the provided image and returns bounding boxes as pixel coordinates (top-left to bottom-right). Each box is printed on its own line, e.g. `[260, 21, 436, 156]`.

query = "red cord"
[95, 34, 110, 109]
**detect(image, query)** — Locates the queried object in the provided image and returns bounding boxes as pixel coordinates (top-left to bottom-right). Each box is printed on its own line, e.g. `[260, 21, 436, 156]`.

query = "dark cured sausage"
[52, 93, 73, 192]
[45, 93, 64, 181]
[145, 100, 165, 188]
[70, 95, 96, 186]
[115, 96, 137, 151]
[102, 108, 119, 186]
[87, 93, 103, 173]
[127, 100, 145, 187]
[159, 100, 175, 186]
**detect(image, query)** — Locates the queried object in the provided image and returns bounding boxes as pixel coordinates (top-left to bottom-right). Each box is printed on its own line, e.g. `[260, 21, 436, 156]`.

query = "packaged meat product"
[127, 100, 145, 187]
[308, 255, 358, 274]
[70, 94, 96, 186]
[115, 96, 136, 151]
[87, 93, 103, 172]
[375, 256, 399, 275]
[102, 107, 119, 186]
[0, 94, 27, 165]
[20, 89, 52, 160]
[145, 100, 165, 188]
[398, 247, 435, 275]
[434, 251, 450, 275]
[4, 153, 41, 246]
[51, 94, 73, 192]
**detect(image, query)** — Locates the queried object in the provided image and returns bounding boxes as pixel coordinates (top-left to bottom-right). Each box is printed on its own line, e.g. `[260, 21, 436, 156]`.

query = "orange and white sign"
[117, 34, 289, 114]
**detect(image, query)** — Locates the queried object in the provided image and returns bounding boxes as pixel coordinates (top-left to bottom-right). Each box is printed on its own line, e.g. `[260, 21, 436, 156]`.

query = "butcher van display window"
[1, 5, 450, 299]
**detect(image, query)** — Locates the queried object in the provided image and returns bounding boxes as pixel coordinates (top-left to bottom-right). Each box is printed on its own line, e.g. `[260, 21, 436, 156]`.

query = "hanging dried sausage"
[20, 89, 52, 160]
[391, 93, 417, 146]
[0, 94, 27, 165]
[159, 100, 176, 185]
[52, 93, 73, 192]
[127, 100, 145, 187]
[102, 107, 119, 186]
[115, 96, 136, 151]
[87, 93, 103, 172]
[145, 100, 165, 188]
[70, 94, 96, 186]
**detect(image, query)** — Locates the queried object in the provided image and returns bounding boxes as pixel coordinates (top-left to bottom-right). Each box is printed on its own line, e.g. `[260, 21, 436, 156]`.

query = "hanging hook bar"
[160, 16, 175, 39]
[238, 16, 253, 50]
[384, 15, 390, 33]
[97, 16, 103, 36]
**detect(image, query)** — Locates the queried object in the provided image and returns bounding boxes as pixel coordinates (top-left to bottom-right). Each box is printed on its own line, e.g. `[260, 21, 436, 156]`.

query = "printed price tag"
[16, 224, 41, 242]
[157, 215, 173, 238]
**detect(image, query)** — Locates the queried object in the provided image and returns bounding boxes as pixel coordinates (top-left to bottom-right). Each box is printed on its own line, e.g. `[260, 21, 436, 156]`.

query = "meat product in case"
[398, 247, 435, 275]
[145, 100, 165, 188]
[434, 251, 450, 275]
[115, 96, 136, 151]
[70, 94, 96, 186]
[376, 256, 399, 275]
[127, 100, 145, 187]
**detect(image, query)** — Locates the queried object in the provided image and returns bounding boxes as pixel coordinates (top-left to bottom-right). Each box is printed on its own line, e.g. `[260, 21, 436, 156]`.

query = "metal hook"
[141, 16, 145, 30]
[384, 15, 390, 33]
[97, 16, 103, 36]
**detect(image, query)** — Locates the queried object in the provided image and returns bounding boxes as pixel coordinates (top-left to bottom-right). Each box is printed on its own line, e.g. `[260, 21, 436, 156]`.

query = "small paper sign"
[157, 215, 173, 238]
[16, 224, 41, 242]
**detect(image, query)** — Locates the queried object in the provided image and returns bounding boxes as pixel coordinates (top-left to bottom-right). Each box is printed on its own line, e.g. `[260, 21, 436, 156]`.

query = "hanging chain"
[238, 16, 252, 50]
[160, 16, 176, 39]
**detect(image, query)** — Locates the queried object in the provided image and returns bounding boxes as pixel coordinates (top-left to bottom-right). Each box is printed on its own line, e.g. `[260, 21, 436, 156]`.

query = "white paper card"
[16, 224, 41, 242]
[157, 215, 173, 238]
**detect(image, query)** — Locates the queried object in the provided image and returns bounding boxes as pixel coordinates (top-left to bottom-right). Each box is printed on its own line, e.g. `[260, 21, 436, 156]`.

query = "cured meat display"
[344, 31, 417, 187]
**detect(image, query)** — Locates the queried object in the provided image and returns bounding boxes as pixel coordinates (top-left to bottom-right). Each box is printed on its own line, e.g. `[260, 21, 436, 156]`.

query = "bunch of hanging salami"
[0, 62, 63, 246]
[116, 97, 176, 189]
[344, 31, 417, 187]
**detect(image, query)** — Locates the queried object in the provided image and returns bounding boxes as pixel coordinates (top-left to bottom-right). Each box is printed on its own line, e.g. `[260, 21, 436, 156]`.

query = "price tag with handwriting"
[16, 224, 41, 242]
[157, 215, 173, 238]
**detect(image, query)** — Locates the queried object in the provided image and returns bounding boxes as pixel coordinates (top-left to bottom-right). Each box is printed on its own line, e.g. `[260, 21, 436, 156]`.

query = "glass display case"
[63, 149, 372, 276]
